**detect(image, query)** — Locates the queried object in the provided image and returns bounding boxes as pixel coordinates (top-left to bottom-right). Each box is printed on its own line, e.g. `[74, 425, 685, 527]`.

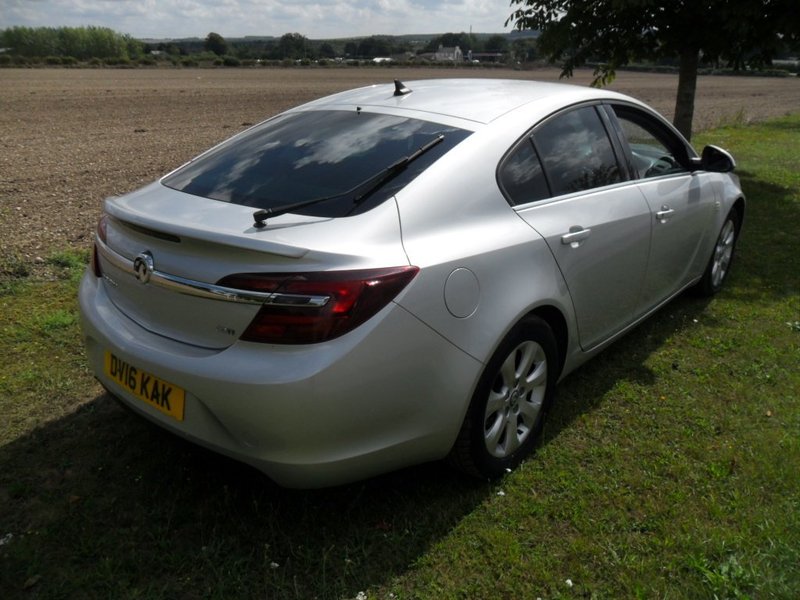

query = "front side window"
[612, 106, 690, 179]
[532, 106, 622, 196]
[163, 110, 471, 217]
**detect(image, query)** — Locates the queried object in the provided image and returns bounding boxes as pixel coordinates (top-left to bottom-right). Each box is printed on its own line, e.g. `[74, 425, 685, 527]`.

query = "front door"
[610, 106, 717, 309]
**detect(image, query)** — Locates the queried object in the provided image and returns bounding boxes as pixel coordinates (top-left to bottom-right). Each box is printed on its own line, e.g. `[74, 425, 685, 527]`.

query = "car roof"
[294, 78, 632, 125]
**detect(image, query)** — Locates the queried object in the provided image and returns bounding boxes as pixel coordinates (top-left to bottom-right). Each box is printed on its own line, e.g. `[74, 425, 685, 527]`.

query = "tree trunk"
[674, 48, 700, 141]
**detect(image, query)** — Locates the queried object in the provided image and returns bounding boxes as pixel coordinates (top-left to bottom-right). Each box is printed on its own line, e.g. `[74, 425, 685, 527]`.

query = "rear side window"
[532, 106, 622, 196]
[163, 110, 471, 217]
[498, 140, 550, 206]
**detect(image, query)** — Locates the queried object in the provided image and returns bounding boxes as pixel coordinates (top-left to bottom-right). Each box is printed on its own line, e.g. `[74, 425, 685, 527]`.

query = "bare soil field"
[1, 67, 798, 265]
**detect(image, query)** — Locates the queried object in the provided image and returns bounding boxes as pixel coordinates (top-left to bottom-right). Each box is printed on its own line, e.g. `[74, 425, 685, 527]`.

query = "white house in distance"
[433, 45, 463, 62]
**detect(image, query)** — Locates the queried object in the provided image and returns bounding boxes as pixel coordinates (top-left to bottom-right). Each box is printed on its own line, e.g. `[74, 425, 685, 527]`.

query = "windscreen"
[163, 109, 471, 217]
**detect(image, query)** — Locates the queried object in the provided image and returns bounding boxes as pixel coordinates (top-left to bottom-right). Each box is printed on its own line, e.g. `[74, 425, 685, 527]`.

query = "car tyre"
[694, 209, 740, 296]
[449, 315, 558, 479]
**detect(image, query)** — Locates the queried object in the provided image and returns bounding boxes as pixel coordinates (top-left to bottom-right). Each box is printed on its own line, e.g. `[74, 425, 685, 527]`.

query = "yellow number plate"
[104, 351, 185, 421]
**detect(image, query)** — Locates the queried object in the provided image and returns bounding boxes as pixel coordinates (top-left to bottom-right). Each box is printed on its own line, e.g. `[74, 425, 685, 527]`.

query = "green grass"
[1, 117, 798, 599]
[0, 250, 95, 445]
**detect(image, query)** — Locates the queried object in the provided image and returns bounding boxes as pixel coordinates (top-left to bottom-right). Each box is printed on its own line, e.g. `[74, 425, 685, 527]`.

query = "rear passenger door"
[503, 105, 652, 350]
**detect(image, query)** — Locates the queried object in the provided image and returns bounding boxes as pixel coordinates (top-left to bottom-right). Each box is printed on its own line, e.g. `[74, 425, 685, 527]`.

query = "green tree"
[484, 34, 508, 53]
[0, 25, 137, 60]
[159, 42, 181, 56]
[344, 41, 358, 57]
[507, 0, 800, 140]
[357, 36, 393, 58]
[124, 35, 143, 60]
[511, 39, 536, 63]
[426, 32, 475, 52]
[204, 32, 228, 56]
[511, 38, 537, 63]
[277, 33, 309, 59]
[318, 42, 336, 59]
[1, 26, 57, 56]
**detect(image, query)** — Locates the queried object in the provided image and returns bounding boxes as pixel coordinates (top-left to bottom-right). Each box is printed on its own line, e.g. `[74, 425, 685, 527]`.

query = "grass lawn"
[1, 115, 798, 599]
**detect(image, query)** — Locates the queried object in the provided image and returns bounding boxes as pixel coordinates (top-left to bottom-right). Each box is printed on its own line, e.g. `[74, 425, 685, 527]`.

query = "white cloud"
[0, 0, 516, 38]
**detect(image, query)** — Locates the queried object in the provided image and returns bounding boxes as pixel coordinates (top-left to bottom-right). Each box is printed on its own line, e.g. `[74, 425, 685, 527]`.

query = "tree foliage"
[507, 0, 800, 139]
[484, 34, 509, 53]
[425, 32, 476, 52]
[511, 38, 537, 63]
[204, 32, 228, 56]
[356, 36, 393, 58]
[317, 42, 336, 59]
[276, 33, 309, 59]
[0, 26, 140, 60]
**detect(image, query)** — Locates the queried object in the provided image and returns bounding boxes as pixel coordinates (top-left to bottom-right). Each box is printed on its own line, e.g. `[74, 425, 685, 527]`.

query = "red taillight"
[91, 214, 109, 278]
[218, 266, 419, 344]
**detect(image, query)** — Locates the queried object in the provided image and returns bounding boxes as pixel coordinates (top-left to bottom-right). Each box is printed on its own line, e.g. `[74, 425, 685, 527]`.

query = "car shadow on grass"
[0, 388, 494, 599]
[541, 290, 715, 446]
[0, 296, 716, 600]
[724, 173, 799, 300]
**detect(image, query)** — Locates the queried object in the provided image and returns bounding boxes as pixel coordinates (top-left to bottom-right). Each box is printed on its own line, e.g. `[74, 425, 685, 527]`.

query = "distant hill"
[138, 31, 538, 45]
[137, 31, 539, 62]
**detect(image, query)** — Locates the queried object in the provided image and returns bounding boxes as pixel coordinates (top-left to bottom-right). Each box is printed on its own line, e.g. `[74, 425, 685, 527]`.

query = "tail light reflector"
[218, 266, 419, 344]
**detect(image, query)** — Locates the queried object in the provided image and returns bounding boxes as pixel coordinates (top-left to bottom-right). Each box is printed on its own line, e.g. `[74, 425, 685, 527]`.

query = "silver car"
[79, 79, 744, 488]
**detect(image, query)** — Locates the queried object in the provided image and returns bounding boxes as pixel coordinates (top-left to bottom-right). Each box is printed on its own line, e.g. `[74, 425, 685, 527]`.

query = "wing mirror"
[691, 145, 736, 173]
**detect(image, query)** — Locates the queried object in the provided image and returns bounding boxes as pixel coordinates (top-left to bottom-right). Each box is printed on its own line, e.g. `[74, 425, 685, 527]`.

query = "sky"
[0, 0, 518, 39]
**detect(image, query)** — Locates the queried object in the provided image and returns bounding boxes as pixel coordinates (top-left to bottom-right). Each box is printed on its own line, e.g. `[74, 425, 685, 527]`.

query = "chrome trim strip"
[96, 239, 329, 308]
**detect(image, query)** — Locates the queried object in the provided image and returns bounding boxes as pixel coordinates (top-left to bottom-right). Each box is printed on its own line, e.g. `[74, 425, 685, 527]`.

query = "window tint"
[163, 110, 471, 217]
[499, 139, 550, 206]
[532, 106, 622, 196]
[612, 106, 689, 179]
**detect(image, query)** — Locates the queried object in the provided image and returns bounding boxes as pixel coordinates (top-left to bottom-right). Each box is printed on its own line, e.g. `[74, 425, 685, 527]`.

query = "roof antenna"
[393, 79, 411, 96]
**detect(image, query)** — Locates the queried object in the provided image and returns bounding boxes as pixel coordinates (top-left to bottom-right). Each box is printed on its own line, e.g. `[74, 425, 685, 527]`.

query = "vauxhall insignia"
[133, 251, 154, 284]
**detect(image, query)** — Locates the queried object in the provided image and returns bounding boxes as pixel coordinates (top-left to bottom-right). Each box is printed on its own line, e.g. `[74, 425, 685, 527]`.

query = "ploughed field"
[2, 67, 799, 264]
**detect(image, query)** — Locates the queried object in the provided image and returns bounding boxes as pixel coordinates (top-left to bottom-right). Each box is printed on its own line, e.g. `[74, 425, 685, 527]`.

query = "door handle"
[561, 226, 592, 247]
[656, 205, 675, 223]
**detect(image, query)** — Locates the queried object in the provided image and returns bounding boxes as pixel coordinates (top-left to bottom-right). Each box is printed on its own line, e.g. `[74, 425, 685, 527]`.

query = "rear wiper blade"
[253, 133, 444, 228]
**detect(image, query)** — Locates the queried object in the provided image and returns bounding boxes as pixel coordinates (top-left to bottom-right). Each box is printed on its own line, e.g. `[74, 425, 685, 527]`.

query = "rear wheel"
[695, 210, 740, 296]
[449, 315, 558, 479]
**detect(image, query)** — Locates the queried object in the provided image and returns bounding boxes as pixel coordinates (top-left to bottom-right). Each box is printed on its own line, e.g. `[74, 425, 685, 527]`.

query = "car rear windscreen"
[162, 109, 471, 217]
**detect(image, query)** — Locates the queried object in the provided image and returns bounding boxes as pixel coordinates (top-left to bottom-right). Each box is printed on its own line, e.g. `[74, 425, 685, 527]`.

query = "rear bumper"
[78, 270, 481, 488]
